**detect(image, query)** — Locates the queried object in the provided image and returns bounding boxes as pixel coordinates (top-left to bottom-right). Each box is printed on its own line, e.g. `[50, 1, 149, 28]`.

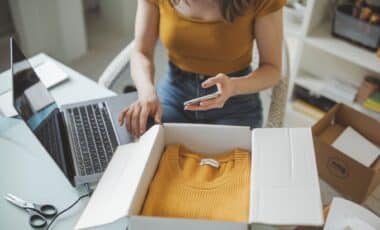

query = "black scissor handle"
[29, 212, 47, 228]
[36, 204, 58, 218]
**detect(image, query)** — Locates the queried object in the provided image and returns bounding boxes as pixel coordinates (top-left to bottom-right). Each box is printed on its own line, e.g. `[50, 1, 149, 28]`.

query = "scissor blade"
[4, 194, 27, 208]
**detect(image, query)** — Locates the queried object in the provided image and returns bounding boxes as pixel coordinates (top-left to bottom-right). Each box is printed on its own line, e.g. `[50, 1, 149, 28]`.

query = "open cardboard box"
[312, 104, 380, 203]
[75, 124, 323, 229]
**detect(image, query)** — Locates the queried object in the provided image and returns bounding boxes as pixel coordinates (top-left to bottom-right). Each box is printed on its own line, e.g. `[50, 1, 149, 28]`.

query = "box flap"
[75, 125, 163, 230]
[163, 123, 251, 154]
[129, 216, 248, 230]
[337, 104, 380, 146]
[324, 198, 380, 230]
[250, 128, 323, 226]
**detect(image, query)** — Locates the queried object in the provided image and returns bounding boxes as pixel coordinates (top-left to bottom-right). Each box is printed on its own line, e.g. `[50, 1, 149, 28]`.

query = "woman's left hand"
[185, 73, 236, 111]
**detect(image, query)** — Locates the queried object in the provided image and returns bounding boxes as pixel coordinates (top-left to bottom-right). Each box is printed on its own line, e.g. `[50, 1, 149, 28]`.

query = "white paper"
[34, 60, 68, 88]
[24, 82, 55, 112]
[332, 127, 380, 167]
[0, 60, 68, 117]
[320, 79, 358, 104]
[0, 71, 11, 95]
[0, 91, 16, 117]
[324, 198, 380, 230]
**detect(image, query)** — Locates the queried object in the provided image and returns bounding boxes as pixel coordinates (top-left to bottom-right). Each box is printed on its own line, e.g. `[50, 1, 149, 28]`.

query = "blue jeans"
[156, 62, 263, 128]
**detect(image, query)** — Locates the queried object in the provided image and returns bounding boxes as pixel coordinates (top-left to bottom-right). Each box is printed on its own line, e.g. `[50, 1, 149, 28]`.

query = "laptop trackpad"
[106, 93, 139, 145]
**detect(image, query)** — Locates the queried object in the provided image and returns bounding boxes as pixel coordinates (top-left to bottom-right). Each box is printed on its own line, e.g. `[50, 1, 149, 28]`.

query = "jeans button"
[199, 75, 205, 80]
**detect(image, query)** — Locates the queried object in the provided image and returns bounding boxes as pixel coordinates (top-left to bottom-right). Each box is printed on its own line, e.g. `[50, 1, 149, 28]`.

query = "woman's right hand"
[119, 90, 163, 137]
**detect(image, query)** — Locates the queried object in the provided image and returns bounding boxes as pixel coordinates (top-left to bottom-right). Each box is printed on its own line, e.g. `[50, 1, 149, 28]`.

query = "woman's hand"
[119, 90, 163, 137]
[185, 73, 237, 111]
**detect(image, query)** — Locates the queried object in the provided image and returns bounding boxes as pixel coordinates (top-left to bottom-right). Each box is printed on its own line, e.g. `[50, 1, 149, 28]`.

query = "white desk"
[0, 54, 127, 229]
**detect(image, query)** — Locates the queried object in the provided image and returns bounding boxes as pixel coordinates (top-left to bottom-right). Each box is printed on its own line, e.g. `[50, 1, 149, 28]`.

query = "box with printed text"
[312, 103, 380, 203]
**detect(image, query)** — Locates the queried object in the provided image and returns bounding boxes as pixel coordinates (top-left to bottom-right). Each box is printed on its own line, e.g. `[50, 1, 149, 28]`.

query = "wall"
[8, 0, 87, 62]
[0, 0, 13, 35]
[99, 0, 138, 36]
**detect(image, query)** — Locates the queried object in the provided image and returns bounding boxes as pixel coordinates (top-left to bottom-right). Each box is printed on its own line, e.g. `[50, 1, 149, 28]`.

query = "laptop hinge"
[57, 111, 76, 186]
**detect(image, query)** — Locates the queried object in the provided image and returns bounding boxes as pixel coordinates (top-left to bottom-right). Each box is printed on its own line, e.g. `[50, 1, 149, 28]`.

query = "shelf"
[284, 19, 302, 37]
[305, 23, 380, 74]
[284, 6, 304, 37]
[293, 72, 380, 121]
[284, 106, 316, 128]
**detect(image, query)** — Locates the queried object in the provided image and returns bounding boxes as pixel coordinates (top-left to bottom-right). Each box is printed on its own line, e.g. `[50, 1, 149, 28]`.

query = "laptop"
[10, 38, 139, 186]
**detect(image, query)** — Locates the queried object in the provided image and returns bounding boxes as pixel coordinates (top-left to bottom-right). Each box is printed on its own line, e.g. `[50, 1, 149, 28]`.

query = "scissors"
[4, 193, 58, 228]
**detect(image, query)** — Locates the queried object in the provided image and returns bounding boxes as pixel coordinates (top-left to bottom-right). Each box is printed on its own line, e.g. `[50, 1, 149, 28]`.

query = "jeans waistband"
[168, 62, 252, 79]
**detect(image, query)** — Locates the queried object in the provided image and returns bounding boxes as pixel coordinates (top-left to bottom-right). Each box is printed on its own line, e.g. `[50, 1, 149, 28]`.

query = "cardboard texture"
[312, 104, 380, 203]
[75, 124, 323, 230]
[324, 198, 380, 230]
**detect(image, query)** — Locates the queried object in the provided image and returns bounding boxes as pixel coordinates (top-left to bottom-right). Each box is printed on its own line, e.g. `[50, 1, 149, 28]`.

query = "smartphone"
[183, 91, 220, 106]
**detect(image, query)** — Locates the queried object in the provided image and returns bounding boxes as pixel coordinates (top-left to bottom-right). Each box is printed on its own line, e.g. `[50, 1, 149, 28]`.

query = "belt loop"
[171, 62, 184, 82]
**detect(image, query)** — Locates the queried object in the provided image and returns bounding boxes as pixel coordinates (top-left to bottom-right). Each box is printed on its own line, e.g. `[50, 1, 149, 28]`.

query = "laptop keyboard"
[66, 102, 118, 176]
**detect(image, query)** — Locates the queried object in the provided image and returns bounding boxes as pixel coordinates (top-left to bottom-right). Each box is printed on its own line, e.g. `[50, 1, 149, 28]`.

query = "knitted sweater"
[141, 144, 250, 222]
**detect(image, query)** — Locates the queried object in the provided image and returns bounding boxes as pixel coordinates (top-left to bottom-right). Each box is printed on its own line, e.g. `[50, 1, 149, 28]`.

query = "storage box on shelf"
[333, 3, 380, 51]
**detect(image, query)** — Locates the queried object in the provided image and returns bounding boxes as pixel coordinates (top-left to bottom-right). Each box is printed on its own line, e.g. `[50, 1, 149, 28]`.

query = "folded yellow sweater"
[141, 144, 250, 222]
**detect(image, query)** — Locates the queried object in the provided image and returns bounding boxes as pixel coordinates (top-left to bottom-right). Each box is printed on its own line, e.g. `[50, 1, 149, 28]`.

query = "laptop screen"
[11, 38, 74, 184]
[11, 38, 59, 131]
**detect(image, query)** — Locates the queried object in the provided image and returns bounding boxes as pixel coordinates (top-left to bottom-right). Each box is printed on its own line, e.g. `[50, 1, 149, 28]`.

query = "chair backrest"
[98, 40, 136, 89]
[99, 40, 290, 128]
[252, 41, 290, 128]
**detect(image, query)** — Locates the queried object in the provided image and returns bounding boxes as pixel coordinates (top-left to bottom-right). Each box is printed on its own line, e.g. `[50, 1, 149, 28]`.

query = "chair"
[98, 40, 290, 128]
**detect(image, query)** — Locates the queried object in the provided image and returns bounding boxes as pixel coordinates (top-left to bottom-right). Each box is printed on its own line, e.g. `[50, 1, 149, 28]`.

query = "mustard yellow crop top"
[141, 144, 251, 222]
[148, 0, 286, 75]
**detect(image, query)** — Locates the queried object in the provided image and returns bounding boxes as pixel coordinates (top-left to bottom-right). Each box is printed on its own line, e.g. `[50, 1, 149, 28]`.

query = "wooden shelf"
[305, 23, 380, 74]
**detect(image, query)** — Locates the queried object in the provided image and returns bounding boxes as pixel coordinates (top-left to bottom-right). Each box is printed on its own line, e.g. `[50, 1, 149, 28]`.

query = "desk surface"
[0, 54, 127, 230]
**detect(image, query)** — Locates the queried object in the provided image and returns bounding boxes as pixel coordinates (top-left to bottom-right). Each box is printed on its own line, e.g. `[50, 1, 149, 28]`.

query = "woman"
[119, 0, 285, 137]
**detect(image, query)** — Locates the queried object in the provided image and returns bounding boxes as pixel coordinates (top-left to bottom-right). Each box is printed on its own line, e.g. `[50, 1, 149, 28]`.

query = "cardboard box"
[312, 104, 380, 203]
[324, 198, 380, 230]
[75, 124, 323, 229]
